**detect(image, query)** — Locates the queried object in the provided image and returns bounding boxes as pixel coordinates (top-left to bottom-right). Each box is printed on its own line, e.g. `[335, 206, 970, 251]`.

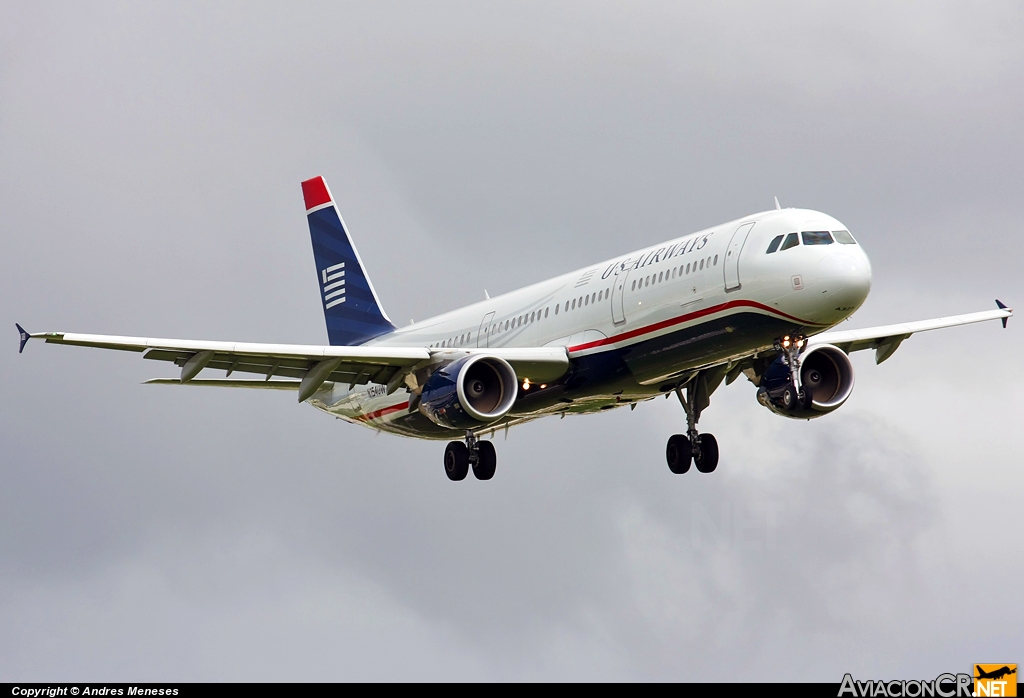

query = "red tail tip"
[301, 176, 332, 211]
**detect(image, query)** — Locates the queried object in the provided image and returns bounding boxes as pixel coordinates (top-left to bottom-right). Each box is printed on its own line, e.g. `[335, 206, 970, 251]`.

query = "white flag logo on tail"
[322, 262, 346, 309]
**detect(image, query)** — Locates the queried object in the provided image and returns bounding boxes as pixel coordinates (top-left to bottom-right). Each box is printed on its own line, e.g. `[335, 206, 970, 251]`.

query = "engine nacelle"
[756, 343, 855, 420]
[419, 354, 519, 429]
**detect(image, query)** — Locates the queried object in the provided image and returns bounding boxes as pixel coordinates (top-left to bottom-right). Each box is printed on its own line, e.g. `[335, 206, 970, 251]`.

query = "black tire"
[782, 385, 797, 410]
[666, 434, 692, 474]
[473, 441, 497, 480]
[444, 441, 469, 481]
[694, 433, 719, 473]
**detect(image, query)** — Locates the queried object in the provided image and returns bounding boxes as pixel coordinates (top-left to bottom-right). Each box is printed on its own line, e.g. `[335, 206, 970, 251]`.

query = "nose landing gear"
[444, 431, 497, 481]
[777, 334, 812, 411]
[666, 375, 720, 474]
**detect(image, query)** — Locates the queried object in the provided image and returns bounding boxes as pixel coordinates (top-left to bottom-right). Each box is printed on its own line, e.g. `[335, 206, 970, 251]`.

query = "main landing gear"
[666, 377, 720, 474]
[444, 431, 496, 481]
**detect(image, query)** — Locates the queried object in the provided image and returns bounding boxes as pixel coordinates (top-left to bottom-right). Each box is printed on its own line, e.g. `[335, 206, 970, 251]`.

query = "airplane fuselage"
[312, 208, 873, 437]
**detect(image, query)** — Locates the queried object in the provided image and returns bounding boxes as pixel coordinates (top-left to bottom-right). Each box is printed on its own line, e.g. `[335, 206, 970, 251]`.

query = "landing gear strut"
[666, 378, 720, 474]
[444, 431, 496, 481]
[777, 334, 811, 411]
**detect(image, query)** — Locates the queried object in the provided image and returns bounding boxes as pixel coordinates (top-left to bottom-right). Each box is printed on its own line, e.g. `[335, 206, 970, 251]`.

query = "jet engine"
[756, 344, 855, 419]
[419, 354, 519, 429]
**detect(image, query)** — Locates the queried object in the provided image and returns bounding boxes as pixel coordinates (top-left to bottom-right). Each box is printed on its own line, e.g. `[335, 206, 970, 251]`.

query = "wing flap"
[30, 330, 428, 388]
[475, 347, 569, 382]
[28, 332, 568, 389]
[145, 378, 302, 390]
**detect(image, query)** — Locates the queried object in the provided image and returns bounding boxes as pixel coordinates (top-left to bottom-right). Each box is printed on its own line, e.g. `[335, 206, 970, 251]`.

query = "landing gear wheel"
[473, 440, 497, 480]
[694, 434, 719, 473]
[444, 441, 469, 481]
[782, 385, 797, 410]
[666, 434, 692, 474]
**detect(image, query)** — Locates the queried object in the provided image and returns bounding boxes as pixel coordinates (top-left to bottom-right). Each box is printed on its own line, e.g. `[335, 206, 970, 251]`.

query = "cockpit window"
[766, 235, 784, 254]
[832, 229, 857, 244]
[801, 231, 833, 245]
[780, 232, 800, 251]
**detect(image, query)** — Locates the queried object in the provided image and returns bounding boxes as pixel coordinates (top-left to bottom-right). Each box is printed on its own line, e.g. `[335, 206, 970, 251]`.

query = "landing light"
[522, 378, 530, 390]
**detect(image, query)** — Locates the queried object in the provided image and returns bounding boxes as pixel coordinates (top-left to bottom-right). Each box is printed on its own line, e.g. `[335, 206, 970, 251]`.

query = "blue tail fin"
[302, 176, 397, 346]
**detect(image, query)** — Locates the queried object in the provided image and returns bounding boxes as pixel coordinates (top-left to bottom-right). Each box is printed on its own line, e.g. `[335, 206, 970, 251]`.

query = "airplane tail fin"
[302, 176, 397, 346]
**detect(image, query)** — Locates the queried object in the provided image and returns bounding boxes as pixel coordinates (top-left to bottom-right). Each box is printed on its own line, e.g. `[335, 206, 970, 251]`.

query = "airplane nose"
[816, 246, 872, 313]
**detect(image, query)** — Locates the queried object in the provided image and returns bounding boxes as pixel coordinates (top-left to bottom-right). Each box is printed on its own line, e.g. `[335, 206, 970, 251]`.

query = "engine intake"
[756, 343, 855, 419]
[419, 354, 519, 429]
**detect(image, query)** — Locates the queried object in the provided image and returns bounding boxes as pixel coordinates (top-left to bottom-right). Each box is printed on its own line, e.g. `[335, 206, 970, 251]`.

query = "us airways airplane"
[17, 177, 1013, 481]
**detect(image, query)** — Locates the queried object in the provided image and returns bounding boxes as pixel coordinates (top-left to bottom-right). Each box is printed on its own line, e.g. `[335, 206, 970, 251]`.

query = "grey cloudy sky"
[1, 1, 1022, 681]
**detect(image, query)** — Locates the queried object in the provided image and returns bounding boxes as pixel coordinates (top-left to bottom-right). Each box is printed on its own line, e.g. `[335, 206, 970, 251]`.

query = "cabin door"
[724, 222, 755, 292]
[611, 269, 631, 326]
[477, 311, 496, 347]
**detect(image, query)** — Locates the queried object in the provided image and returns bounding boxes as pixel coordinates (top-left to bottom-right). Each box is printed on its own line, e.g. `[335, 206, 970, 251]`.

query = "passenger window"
[686, 263, 690, 274]
[658, 272, 663, 283]
[584, 295, 589, 306]
[802, 231, 833, 245]
[780, 233, 799, 251]
[631, 280, 636, 291]
[766, 235, 784, 254]
[571, 299, 576, 309]
[699, 259, 704, 270]
[713, 255, 718, 265]
[545, 307, 549, 318]
[833, 229, 857, 245]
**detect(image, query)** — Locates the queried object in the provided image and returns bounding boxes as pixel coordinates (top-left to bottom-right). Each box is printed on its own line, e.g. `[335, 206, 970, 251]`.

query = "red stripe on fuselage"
[567, 299, 823, 353]
[355, 401, 410, 422]
[301, 176, 332, 211]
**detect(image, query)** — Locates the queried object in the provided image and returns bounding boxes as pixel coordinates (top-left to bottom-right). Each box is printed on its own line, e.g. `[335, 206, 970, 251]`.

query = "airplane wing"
[807, 301, 1012, 364]
[17, 329, 569, 402]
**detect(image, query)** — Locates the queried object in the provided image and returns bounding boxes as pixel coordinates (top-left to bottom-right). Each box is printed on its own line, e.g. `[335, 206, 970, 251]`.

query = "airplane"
[17, 176, 1013, 481]
[975, 666, 1016, 681]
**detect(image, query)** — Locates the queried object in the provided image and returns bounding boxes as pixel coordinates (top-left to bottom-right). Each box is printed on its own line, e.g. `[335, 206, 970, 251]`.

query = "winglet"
[16, 323, 30, 353]
[774, 196, 781, 210]
[996, 299, 1011, 328]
